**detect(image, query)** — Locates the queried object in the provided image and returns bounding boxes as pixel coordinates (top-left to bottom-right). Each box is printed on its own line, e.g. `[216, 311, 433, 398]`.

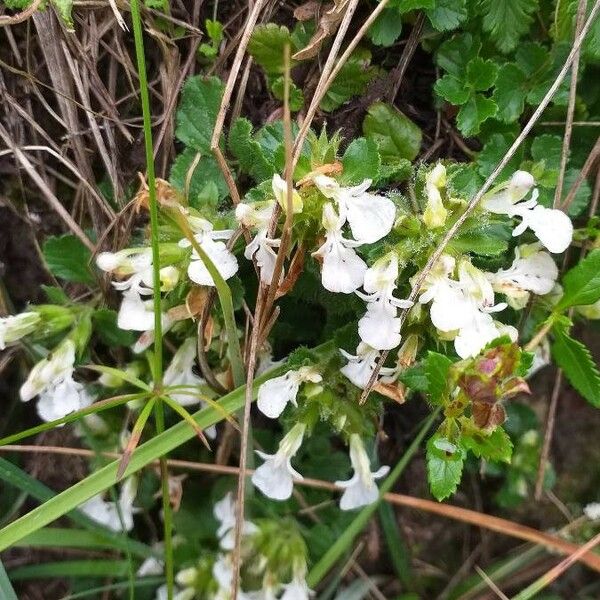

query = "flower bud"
[272, 174, 303, 214]
[0, 312, 41, 349]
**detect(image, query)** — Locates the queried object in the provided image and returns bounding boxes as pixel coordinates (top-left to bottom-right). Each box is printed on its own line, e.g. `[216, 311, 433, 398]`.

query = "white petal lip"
[527, 205, 573, 254]
[187, 238, 239, 286]
[316, 235, 368, 294]
[358, 303, 401, 350]
[118, 290, 156, 331]
[345, 191, 396, 243]
[256, 373, 299, 419]
[251, 452, 296, 500]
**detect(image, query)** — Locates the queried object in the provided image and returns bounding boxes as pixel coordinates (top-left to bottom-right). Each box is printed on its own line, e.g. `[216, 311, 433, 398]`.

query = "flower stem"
[129, 3, 173, 597]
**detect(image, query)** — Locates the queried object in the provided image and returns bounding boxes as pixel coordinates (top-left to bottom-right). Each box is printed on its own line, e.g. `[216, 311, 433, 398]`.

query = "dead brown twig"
[0, 0, 43, 27]
[2, 444, 600, 574]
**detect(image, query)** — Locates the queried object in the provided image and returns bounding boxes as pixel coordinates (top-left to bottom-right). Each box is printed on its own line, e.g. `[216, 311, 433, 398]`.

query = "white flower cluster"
[20, 339, 92, 422]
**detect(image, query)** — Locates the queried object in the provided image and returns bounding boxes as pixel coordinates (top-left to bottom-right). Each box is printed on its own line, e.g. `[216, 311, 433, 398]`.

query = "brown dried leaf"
[276, 245, 306, 299]
[167, 287, 208, 322]
[294, 0, 321, 21]
[297, 161, 343, 186]
[373, 381, 406, 404]
[134, 175, 180, 213]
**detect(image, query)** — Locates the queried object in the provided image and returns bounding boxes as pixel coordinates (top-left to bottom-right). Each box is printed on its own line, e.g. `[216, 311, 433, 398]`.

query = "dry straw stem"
[553, 0, 588, 208]
[210, 0, 267, 207]
[2, 444, 600, 574]
[360, 0, 600, 404]
[292, 0, 361, 166]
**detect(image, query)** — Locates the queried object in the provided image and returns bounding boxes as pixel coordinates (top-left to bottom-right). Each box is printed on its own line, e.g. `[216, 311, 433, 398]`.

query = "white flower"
[179, 217, 238, 286]
[335, 434, 389, 511]
[272, 173, 303, 213]
[423, 163, 448, 229]
[0, 312, 40, 350]
[419, 259, 510, 359]
[236, 201, 281, 285]
[80, 477, 139, 531]
[98, 248, 173, 332]
[356, 254, 413, 350]
[20, 340, 93, 422]
[280, 577, 313, 600]
[483, 171, 573, 254]
[340, 342, 395, 389]
[313, 174, 395, 244]
[584, 502, 600, 520]
[257, 366, 322, 419]
[312, 203, 367, 294]
[252, 423, 306, 500]
[213, 492, 258, 550]
[164, 338, 205, 407]
[489, 245, 558, 309]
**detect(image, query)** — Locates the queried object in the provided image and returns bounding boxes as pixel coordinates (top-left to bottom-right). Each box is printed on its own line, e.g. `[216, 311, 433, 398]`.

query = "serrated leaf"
[368, 8, 403, 46]
[530, 135, 562, 170]
[436, 33, 480, 77]
[477, 133, 523, 179]
[466, 57, 498, 91]
[340, 138, 381, 184]
[492, 63, 527, 123]
[450, 224, 510, 256]
[552, 326, 600, 408]
[92, 309, 136, 347]
[480, 0, 539, 53]
[398, 365, 429, 392]
[378, 159, 413, 184]
[426, 434, 464, 501]
[424, 351, 453, 404]
[321, 49, 378, 112]
[363, 102, 422, 162]
[426, 0, 467, 31]
[515, 42, 548, 77]
[52, 0, 74, 30]
[228, 118, 275, 182]
[175, 76, 225, 153]
[43, 235, 94, 285]
[461, 426, 513, 463]
[557, 250, 600, 310]
[271, 77, 304, 111]
[456, 94, 497, 137]
[169, 149, 228, 208]
[434, 74, 470, 105]
[248, 23, 293, 76]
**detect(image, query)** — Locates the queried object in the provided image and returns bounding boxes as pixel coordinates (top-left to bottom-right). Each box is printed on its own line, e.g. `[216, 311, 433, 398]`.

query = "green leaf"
[271, 77, 304, 111]
[492, 63, 527, 122]
[205, 18, 224, 45]
[461, 427, 513, 463]
[426, 0, 467, 31]
[341, 138, 381, 184]
[456, 94, 498, 137]
[477, 133, 523, 179]
[450, 223, 510, 256]
[368, 8, 403, 46]
[175, 76, 225, 153]
[378, 503, 413, 587]
[378, 158, 413, 184]
[41, 285, 70, 305]
[424, 352, 453, 404]
[43, 234, 94, 285]
[436, 33, 480, 77]
[0, 559, 17, 600]
[515, 42, 548, 77]
[228, 118, 275, 183]
[391, 0, 434, 10]
[321, 49, 378, 112]
[426, 433, 464, 501]
[480, 0, 539, 53]
[92, 309, 136, 347]
[466, 57, 498, 91]
[435, 74, 470, 105]
[169, 148, 229, 206]
[557, 250, 600, 310]
[398, 365, 429, 392]
[9, 560, 130, 580]
[552, 326, 600, 408]
[363, 101, 422, 162]
[530, 135, 562, 171]
[51, 0, 74, 30]
[248, 24, 293, 77]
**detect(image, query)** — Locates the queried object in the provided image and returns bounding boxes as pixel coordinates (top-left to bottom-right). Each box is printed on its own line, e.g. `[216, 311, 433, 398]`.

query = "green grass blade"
[85, 366, 151, 391]
[61, 577, 164, 599]
[8, 560, 130, 580]
[378, 502, 414, 590]
[0, 559, 18, 600]
[0, 457, 153, 558]
[306, 408, 440, 588]
[15, 527, 137, 551]
[0, 341, 333, 552]
[0, 393, 148, 446]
